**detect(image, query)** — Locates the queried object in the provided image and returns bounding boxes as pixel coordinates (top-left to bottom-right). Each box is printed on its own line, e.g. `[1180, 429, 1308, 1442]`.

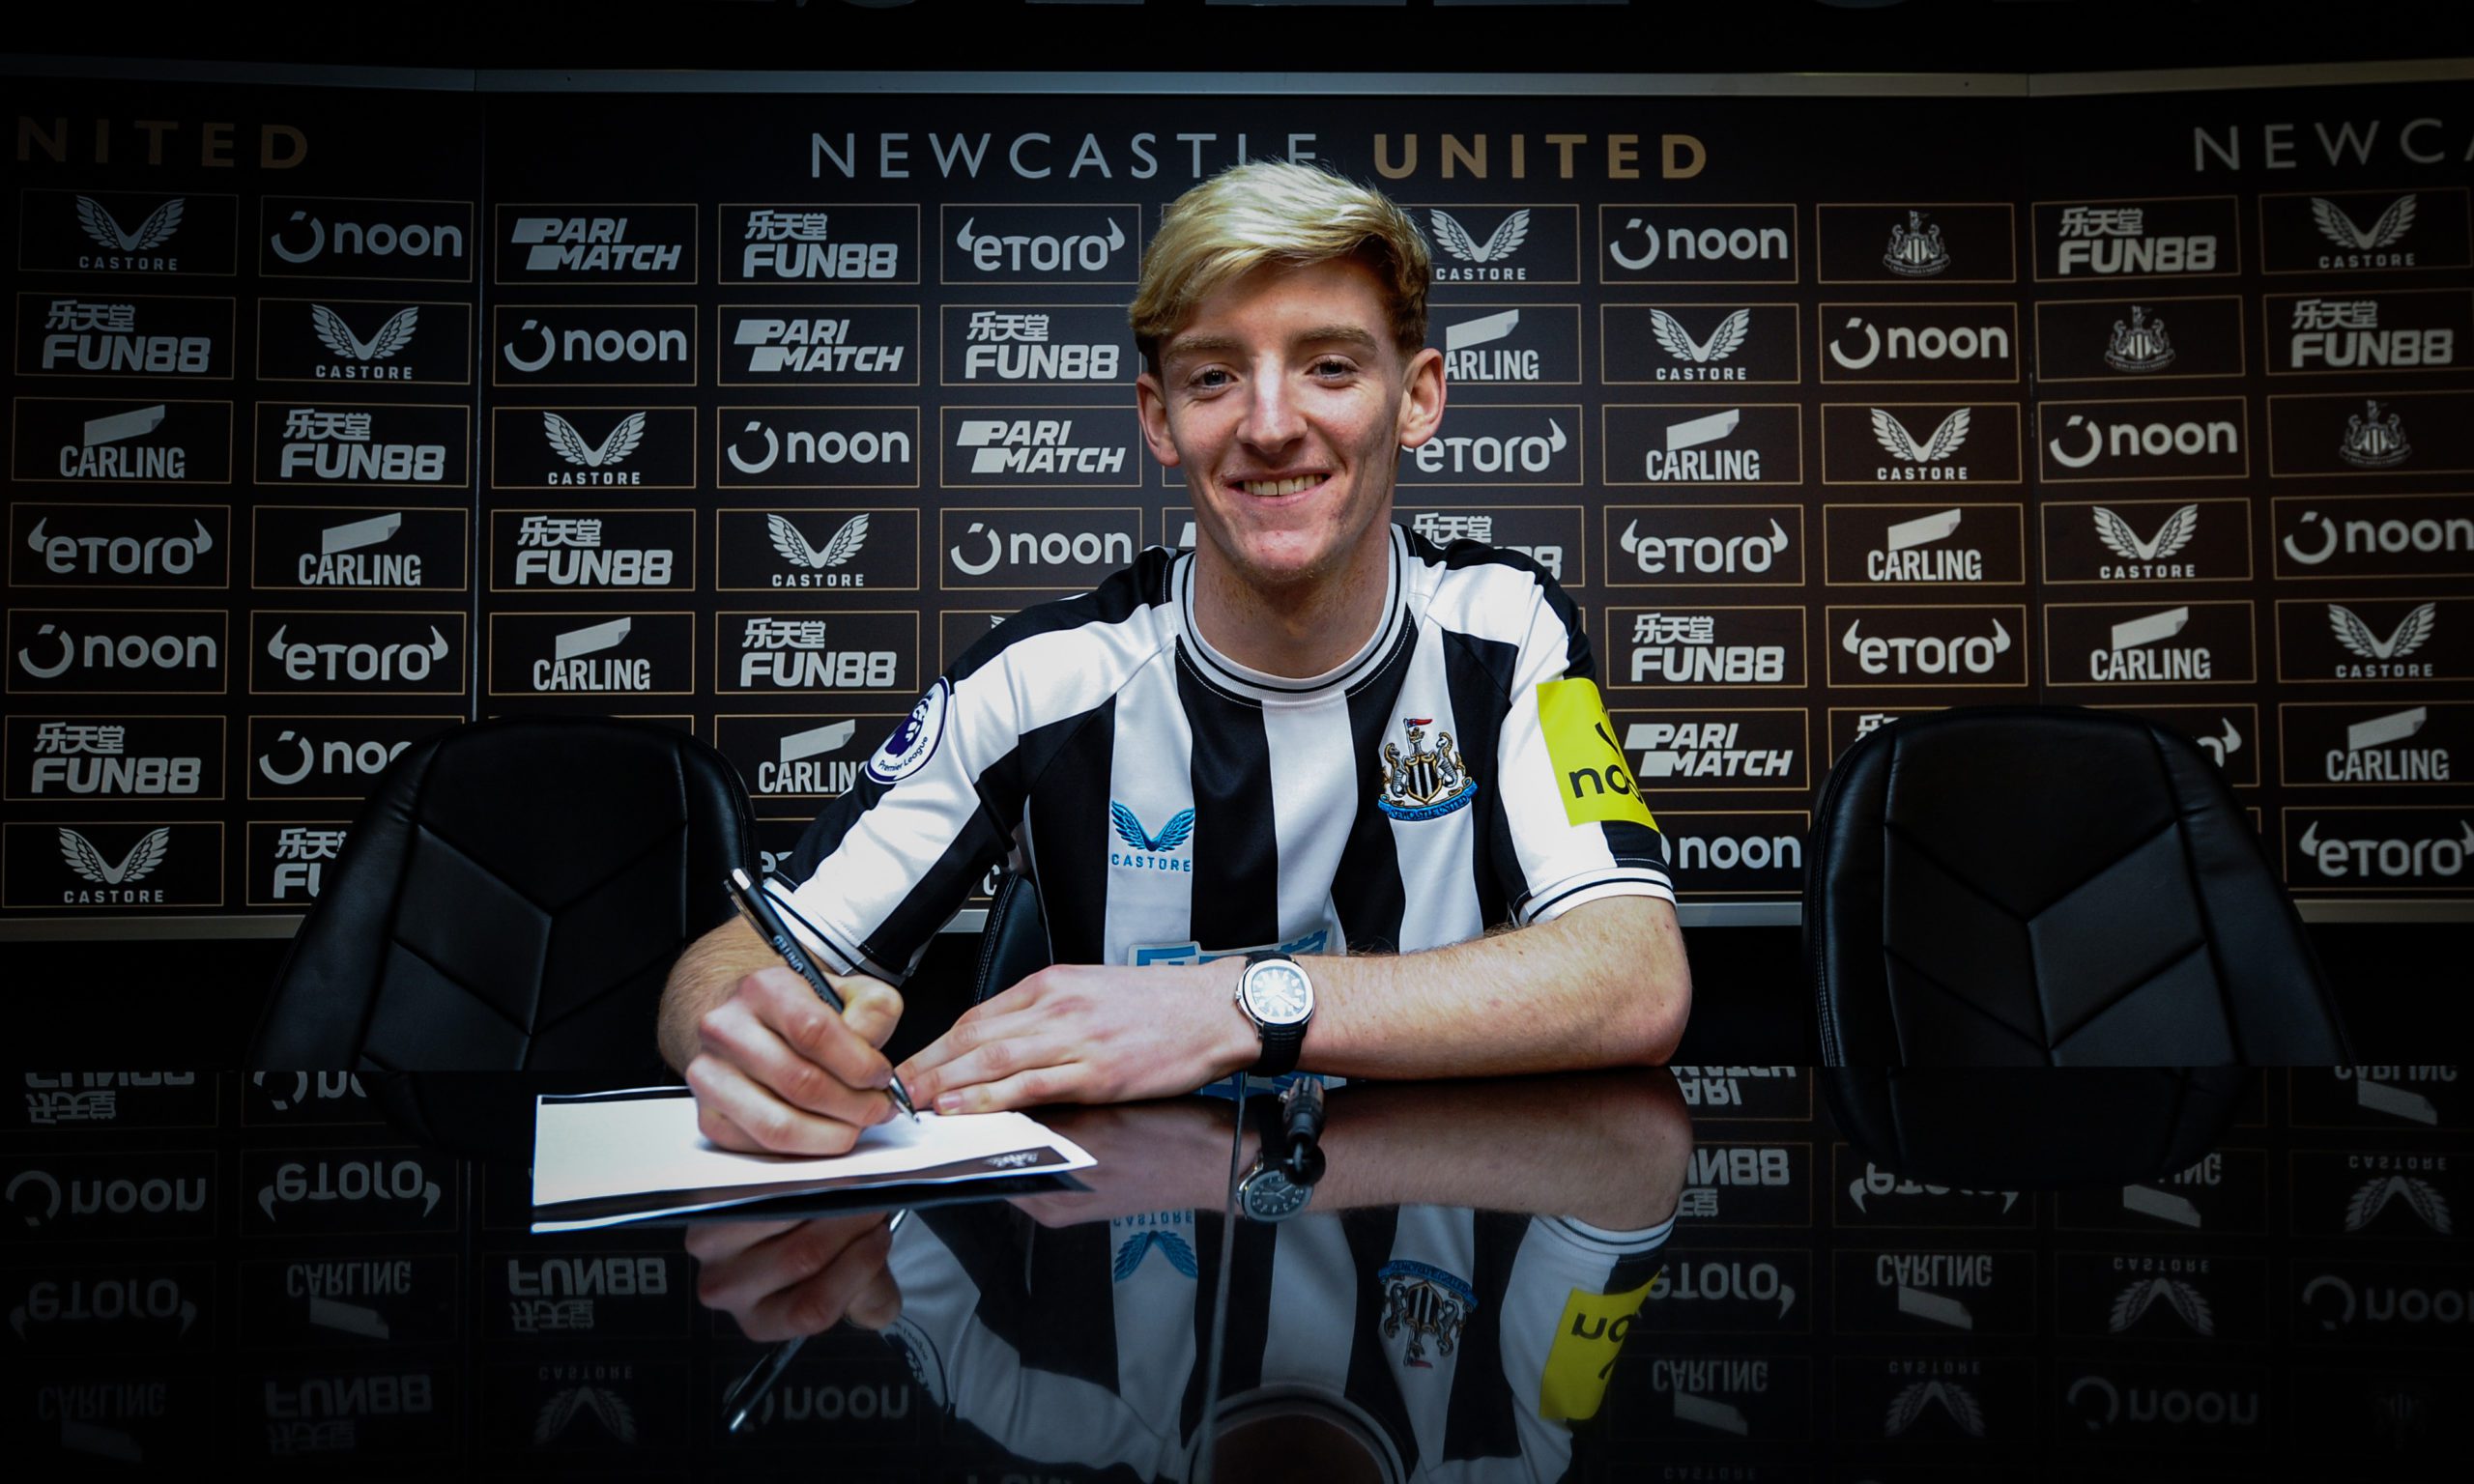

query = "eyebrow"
[1163, 324, 1384, 364]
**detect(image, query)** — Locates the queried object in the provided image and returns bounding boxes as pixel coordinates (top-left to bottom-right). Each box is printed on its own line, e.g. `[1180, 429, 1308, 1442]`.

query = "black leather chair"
[972, 871, 1051, 1005]
[250, 717, 757, 1070]
[1806, 706, 2350, 1066]
[1823, 1068, 2247, 1188]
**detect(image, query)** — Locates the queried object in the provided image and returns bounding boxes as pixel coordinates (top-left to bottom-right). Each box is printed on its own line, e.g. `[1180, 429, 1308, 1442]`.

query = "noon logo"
[1824, 306, 2017, 383]
[249, 718, 454, 800]
[2277, 492, 2472, 579]
[9, 611, 225, 694]
[496, 306, 694, 385]
[261, 196, 473, 280]
[2040, 397, 2247, 482]
[1604, 204, 1796, 283]
[726, 408, 921, 488]
[943, 509, 1138, 588]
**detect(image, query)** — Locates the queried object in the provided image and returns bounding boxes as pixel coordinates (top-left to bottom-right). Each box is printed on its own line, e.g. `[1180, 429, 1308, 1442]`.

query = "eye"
[1188, 367, 1232, 390]
[1311, 357, 1354, 378]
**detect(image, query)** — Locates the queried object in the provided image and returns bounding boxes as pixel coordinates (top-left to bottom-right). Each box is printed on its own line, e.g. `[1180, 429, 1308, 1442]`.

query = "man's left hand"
[896, 963, 1254, 1114]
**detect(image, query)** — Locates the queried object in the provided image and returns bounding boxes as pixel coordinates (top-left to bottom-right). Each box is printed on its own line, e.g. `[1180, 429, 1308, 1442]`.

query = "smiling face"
[1137, 256, 1445, 612]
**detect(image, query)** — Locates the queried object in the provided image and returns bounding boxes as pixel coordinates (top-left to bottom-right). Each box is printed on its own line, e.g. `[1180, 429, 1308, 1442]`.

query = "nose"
[1236, 367, 1307, 457]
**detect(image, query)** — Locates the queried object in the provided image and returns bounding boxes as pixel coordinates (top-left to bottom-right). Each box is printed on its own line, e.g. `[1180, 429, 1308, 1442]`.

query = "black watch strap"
[1244, 952, 1309, 1078]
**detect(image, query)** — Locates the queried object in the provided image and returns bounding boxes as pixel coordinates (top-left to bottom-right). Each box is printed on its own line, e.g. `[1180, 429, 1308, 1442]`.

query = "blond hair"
[1131, 160, 1430, 373]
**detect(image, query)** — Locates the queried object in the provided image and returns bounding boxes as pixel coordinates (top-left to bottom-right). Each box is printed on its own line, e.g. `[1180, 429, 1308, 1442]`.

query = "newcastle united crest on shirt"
[1378, 1259, 1477, 1368]
[1377, 719, 1476, 822]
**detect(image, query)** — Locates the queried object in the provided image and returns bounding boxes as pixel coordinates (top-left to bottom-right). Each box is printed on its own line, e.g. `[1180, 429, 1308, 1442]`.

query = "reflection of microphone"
[1279, 1078, 1326, 1184]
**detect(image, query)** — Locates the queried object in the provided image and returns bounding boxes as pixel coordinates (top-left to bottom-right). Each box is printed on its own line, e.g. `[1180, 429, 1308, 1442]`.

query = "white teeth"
[1238, 475, 1318, 498]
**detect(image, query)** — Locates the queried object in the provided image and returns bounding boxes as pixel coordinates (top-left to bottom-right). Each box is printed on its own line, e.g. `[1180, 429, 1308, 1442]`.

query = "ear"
[1395, 346, 1447, 449]
[1136, 372, 1183, 470]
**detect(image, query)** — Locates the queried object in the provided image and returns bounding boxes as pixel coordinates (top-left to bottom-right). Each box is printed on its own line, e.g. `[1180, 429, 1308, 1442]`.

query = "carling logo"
[47, 403, 183, 481]
[2319, 706, 2449, 785]
[295, 513, 415, 588]
[757, 721, 859, 797]
[1865, 508, 1980, 583]
[2086, 607, 2213, 683]
[535, 617, 647, 694]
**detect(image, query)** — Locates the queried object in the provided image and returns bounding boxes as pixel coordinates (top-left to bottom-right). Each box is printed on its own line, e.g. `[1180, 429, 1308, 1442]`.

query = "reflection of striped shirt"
[891, 1203, 1674, 1481]
[781, 526, 1672, 979]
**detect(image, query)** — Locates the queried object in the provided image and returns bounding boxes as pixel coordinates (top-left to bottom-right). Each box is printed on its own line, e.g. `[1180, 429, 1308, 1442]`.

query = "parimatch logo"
[719, 304, 916, 385]
[1617, 710, 1808, 790]
[496, 205, 698, 284]
[937, 409, 1135, 489]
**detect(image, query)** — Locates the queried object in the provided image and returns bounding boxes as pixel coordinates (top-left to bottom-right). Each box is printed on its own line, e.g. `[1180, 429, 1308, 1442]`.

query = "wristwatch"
[1236, 1156, 1314, 1223]
[1234, 952, 1314, 1078]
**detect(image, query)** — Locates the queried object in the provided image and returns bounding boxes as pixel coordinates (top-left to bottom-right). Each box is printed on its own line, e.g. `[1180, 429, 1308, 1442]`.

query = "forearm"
[658, 917, 774, 1071]
[1290, 896, 1690, 1081]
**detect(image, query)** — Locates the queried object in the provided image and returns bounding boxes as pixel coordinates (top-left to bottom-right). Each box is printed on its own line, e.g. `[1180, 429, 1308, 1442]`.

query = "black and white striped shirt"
[781, 525, 1673, 979]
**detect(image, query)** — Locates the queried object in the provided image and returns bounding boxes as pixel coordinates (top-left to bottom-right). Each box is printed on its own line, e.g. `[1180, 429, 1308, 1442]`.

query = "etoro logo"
[21, 514, 216, 582]
[264, 621, 451, 686]
[1618, 515, 1791, 578]
[949, 209, 1134, 279]
[2300, 818, 2474, 885]
[1405, 412, 1571, 482]
[255, 1156, 442, 1222]
[1838, 613, 2014, 680]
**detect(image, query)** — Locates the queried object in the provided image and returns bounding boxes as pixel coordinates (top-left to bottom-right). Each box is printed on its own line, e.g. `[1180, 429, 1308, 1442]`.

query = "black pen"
[725, 867, 920, 1121]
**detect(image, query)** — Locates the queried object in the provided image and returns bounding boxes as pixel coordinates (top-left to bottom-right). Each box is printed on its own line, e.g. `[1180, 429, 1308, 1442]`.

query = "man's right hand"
[682, 958, 906, 1156]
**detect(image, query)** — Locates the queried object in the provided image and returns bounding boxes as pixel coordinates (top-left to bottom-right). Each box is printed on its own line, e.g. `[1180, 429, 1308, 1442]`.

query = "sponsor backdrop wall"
[4, 64, 2469, 930]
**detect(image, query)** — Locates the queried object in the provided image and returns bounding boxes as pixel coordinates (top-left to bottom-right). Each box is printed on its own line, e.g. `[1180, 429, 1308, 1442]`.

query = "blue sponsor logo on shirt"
[1109, 801, 1194, 872]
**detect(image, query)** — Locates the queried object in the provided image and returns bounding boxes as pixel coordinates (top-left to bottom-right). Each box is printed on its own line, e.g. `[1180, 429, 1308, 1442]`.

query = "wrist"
[1211, 957, 1257, 1077]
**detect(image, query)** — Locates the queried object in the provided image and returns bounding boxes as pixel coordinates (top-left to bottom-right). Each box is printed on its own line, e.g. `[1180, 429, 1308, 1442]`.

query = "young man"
[661, 161, 1690, 1155]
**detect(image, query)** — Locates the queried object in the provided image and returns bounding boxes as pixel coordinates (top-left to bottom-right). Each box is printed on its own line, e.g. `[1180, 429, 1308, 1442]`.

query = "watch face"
[1244, 961, 1313, 1026]
[1242, 1166, 1311, 1220]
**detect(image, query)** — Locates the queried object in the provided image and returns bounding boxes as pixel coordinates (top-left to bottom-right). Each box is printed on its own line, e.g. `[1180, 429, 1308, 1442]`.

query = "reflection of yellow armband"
[1535, 678, 1655, 830]
[1539, 1273, 1655, 1422]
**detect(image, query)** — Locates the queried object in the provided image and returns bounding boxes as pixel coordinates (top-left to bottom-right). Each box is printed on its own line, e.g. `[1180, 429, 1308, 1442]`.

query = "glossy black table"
[3, 1067, 2467, 1479]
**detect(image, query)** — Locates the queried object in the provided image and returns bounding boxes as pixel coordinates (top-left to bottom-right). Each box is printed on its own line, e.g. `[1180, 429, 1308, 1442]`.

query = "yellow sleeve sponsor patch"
[1535, 678, 1655, 830]
[1539, 1274, 1655, 1422]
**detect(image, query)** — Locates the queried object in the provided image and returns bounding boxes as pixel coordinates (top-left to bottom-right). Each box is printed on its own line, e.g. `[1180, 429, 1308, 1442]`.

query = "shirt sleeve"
[1486, 565, 1677, 925]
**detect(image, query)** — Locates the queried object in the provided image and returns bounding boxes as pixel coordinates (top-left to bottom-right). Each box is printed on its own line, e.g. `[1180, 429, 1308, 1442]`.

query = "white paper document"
[531, 1086, 1095, 1232]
